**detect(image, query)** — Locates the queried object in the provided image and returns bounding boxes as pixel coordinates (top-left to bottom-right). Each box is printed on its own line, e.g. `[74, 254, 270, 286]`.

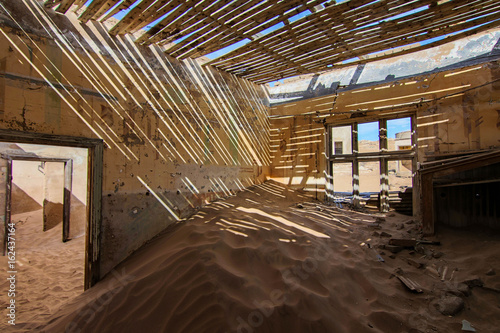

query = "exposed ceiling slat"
[79, 0, 109, 22]
[135, 0, 206, 45]
[184, 0, 327, 59]
[164, 0, 247, 55]
[129, 0, 186, 33]
[44, 0, 500, 84]
[44, 0, 63, 9]
[206, 0, 500, 81]
[92, 0, 121, 20]
[100, 0, 135, 22]
[55, 0, 77, 13]
[169, 0, 279, 58]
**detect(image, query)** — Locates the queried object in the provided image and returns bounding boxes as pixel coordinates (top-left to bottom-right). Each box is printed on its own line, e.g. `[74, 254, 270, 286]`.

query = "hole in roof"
[385, 5, 429, 22]
[340, 57, 360, 65]
[100, 1, 123, 19]
[288, 10, 312, 24]
[352, 21, 378, 32]
[204, 38, 252, 60]
[351, 5, 429, 32]
[109, 0, 142, 21]
[172, 31, 197, 44]
[251, 22, 285, 40]
[467, 12, 499, 23]
[143, 5, 181, 31]
[420, 22, 497, 46]
[268, 79, 285, 87]
[352, 22, 490, 61]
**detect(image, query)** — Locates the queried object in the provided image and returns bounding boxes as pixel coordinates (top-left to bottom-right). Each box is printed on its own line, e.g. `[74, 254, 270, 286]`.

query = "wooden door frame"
[0, 129, 103, 289]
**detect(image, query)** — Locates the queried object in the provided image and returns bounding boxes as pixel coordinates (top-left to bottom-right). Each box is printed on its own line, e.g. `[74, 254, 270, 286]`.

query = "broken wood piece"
[449, 268, 457, 281]
[441, 266, 448, 281]
[426, 266, 440, 278]
[389, 238, 441, 248]
[386, 245, 404, 253]
[406, 258, 423, 269]
[396, 274, 423, 293]
[389, 238, 416, 247]
[418, 240, 441, 245]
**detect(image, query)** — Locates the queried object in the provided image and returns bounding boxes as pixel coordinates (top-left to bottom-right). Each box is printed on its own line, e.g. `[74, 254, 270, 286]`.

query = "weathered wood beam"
[134, 0, 206, 44]
[55, 0, 77, 13]
[184, 0, 326, 59]
[100, 0, 135, 22]
[79, 0, 109, 22]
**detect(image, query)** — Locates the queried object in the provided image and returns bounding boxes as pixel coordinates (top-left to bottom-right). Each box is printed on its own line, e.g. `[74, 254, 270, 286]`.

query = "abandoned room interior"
[0, 0, 499, 332]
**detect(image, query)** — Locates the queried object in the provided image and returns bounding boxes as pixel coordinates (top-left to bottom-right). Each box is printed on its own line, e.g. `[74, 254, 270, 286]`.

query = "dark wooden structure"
[419, 150, 500, 235]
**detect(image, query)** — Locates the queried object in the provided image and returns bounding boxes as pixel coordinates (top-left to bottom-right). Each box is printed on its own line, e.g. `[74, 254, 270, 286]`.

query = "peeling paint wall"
[269, 60, 500, 199]
[0, 1, 270, 277]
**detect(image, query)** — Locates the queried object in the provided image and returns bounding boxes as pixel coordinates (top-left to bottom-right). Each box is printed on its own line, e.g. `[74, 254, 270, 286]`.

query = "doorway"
[0, 130, 103, 289]
[3, 153, 86, 325]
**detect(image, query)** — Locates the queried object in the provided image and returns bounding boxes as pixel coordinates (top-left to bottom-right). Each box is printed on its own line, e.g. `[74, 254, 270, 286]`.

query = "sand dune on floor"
[33, 180, 500, 333]
[0, 209, 84, 332]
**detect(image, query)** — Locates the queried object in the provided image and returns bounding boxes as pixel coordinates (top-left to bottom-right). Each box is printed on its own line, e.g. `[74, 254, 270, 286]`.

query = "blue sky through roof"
[204, 39, 252, 60]
[358, 118, 411, 141]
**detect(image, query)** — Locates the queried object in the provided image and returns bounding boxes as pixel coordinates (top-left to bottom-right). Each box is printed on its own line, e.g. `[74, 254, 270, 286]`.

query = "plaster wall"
[12, 160, 45, 210]
[42, 161, 64, 231]
[331, 126, 352, 155]
[0, 1, 270, 276]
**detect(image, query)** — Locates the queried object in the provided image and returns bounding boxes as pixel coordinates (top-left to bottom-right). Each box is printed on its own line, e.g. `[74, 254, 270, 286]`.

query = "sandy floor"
[0, 209, 85, 332]
[31, 180, 500, 333]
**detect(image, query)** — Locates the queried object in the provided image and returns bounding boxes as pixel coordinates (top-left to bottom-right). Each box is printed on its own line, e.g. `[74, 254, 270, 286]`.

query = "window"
[327, 116, 415, 212]
[358, 121, 379, 153]
[387, 117, 411, 151]
[331, 125, 352, 155]
[334, 141, 343, 155]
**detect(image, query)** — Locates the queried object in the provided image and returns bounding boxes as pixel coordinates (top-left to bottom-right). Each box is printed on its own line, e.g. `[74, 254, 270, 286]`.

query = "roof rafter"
[45, 0, 500, 84]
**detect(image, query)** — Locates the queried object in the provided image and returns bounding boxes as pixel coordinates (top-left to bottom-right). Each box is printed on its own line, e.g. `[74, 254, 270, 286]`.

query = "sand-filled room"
[0, 0, 499, 332]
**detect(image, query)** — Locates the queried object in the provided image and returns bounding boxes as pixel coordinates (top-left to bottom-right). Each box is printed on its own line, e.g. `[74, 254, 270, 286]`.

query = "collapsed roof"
[46, 0, 500, 84]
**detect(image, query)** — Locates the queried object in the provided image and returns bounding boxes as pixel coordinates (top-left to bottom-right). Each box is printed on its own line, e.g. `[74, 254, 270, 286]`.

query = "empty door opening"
[0, 130, 103, 295]
[0, 141, 91, 325]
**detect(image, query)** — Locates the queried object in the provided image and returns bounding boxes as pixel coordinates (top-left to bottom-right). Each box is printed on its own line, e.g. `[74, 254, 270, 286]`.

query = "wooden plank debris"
[389, 239, 417, 247]
[396, 274, 423, 293]
[389, 238, 441, 247]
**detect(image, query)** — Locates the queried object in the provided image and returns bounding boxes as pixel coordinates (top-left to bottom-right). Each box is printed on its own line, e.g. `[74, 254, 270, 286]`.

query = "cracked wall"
[0, 1, 270, 277]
